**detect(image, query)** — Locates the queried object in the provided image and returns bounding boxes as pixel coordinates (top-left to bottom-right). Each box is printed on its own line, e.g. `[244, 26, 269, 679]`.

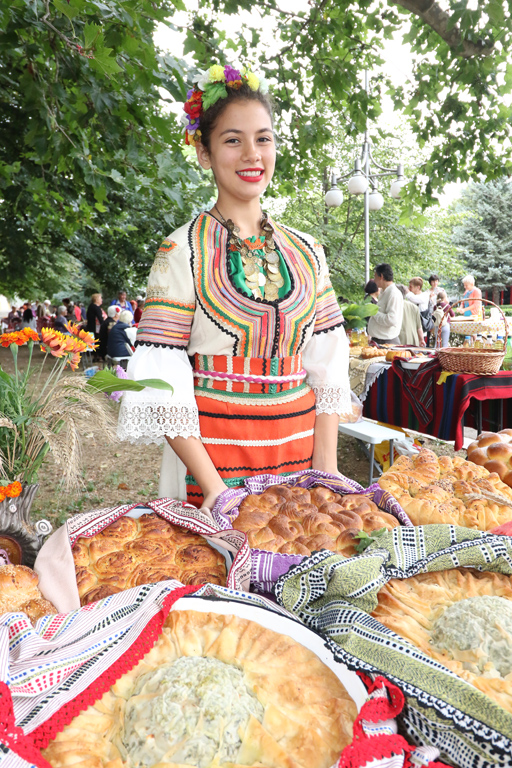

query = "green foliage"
[452, 180, 512, 299]
[339, 301, 379, 329]
[0, 0, 207, 297]
[87, 369, 174, 395]
[354, 527, 387, 553]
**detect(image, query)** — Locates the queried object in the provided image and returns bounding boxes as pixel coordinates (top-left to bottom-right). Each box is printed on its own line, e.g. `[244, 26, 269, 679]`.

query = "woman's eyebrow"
[218, 127, 273, 136]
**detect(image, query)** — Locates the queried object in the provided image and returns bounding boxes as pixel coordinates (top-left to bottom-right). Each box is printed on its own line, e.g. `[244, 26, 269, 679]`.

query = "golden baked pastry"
[467, 429, 512, 488]
[372, 568, 512, 713]
[73, 514, 227, 605]
[379, 448, 512, 529]
[360, 346, 387, 359]
[385, 349, 412, 362]
[42, 610, 358, 768]
[233, 484, 399, 557]
[0, 565, 57, 623]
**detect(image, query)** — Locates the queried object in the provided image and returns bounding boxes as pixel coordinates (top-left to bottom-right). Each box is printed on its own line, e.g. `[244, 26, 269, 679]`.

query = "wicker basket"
[436, 298, 507, 375]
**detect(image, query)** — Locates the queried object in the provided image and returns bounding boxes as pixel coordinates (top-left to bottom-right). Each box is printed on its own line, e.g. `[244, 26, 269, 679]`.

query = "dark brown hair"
[199, 83, 274, 153]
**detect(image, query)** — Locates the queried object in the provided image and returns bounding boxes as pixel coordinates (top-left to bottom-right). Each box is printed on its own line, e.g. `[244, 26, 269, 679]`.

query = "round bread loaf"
[0, 564, 57, 623]
[360, 346, 387, 359]
[467, 430, 512, 487]
[233, 484, 399, 557]
[72, 514, 227, 605]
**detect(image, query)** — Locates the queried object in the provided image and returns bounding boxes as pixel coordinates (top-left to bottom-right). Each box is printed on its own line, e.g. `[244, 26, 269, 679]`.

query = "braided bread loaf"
[233, 484, 399, 557]
[0, 565, 57, 623]
[73, 513, 227, 605]
[379, 448, 512, 529]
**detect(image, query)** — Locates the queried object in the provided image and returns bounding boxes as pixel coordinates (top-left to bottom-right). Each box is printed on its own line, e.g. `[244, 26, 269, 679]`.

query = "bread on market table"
[372, 568, 512, 713]
[467, 429, 512, 488]
[0, 564, 57, 623]
[232, 484, 399, 557]
[360, 346, 388, 359]
[42, 610, 358, 768]
[385, 349, 412, 362]
[73, 514, 227, 605]
[378, 448, 512, 529]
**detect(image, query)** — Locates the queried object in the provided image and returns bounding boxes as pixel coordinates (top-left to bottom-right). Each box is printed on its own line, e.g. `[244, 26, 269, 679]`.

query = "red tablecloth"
[363, 364, 512, 450]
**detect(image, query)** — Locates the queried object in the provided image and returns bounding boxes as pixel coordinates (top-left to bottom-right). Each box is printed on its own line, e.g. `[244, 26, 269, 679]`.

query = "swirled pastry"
[232, 484, 399, 557]
[379, 448, 512, 529]
[372, 568, 512, 713]
[42, 610, 358, 768]
[73, 514, 226, 605]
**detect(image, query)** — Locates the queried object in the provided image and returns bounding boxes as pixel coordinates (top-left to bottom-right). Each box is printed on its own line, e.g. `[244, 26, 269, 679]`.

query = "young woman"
[118, 65, 351, 509]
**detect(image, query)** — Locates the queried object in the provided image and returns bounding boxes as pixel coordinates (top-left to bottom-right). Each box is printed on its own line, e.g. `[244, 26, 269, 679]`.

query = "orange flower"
[21, 328, 39, 342]
[67, 322, 98, 350]
[0, 491, 5, 503]
[68, 351, 82, 371]
[6, 481, 22, 498]
[40, 328, 72, 357]
[0, 331, 28, 347]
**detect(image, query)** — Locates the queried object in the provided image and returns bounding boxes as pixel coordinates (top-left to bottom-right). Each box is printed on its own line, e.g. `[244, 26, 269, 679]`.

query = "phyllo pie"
[42, 610, 358, 768]
[372, 567, 512, 713]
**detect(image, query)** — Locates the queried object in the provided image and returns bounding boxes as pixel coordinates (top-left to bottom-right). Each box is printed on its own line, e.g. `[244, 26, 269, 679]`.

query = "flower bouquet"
[0, 325, 115, 496]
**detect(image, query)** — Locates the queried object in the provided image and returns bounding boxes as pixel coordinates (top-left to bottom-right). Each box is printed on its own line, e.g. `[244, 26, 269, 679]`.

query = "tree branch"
[389, 0, 494, 58]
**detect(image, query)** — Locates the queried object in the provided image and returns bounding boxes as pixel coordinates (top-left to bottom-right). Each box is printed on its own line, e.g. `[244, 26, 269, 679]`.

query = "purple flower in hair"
[224, 65, 241, 83]
[187, 88, 195, 99]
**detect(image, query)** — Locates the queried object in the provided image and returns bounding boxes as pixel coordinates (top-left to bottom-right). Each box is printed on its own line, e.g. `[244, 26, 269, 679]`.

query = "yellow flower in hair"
[246, 72, 259, 91]
[209, 65, 225, 83]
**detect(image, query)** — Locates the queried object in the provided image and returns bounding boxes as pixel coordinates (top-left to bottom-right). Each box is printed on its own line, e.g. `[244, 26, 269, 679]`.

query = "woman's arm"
[165, 435, 227, 510]
[311, 412, 340, 475]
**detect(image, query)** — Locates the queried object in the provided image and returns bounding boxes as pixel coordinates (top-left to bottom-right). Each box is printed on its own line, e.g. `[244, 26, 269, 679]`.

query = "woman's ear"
[196, 142, 211, 170]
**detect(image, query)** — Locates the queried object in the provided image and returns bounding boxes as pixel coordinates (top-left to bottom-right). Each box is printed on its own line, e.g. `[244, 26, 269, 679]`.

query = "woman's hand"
[201, 482, 229, 513]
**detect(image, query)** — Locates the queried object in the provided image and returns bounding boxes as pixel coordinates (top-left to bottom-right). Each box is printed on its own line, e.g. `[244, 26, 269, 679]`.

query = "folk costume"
[118, 212, 351, 506]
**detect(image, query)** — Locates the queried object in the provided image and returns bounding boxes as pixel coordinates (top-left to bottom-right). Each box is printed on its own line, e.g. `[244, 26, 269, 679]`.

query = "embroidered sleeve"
[312, 242, 344, 335]
[136, 237, 195, 349]
[302, 326, 352, 417]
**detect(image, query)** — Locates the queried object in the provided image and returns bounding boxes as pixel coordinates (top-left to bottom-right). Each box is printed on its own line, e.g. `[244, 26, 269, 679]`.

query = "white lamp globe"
[368, 190, 384, 211]
[324, 187, 344, 207]
[347, 174, 368, 195]
[390, 178, 406, 199]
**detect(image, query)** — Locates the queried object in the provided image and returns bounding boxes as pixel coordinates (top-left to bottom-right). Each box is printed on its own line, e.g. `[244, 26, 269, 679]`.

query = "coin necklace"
[214, 205, 284, 301]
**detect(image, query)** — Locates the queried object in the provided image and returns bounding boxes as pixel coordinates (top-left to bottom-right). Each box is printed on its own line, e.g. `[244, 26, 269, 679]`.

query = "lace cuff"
[312, 385, 352, 416]
[117, 399, 201, 445]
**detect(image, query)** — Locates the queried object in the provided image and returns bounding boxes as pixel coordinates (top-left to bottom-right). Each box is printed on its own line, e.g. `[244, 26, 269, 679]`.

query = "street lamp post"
[324, 72, 406, 284]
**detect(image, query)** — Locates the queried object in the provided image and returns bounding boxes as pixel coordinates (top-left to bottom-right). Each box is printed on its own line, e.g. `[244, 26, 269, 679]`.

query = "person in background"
[406, 277, 430, 312]
[458, 275, 482, 316]
[364, 280, 379, 304]
[428, 274, 441, 302]
[54, 306, 69, 333]
[133, 297, 144, 324]
[367, 263, 404, 345]
[7, 306, 20, 330]
[433, 289, 454, 348]
[397, 284, 424, 347]
[107, 309, 134, 364]
[98, 306, 121, 360]
[98, 306, 120, 361]
[110, 290, 134, 317]
[86, 293, 104, 338]
[20, 307, 37, 331]
[36, 300, 52, 333]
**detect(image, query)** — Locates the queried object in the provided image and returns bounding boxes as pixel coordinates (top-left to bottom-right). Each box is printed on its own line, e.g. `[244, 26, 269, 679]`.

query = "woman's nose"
[242, 141, 261, 162]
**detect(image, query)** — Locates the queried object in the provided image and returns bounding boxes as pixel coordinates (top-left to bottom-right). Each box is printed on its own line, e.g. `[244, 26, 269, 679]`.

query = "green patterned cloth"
[275, 525, 512, 768]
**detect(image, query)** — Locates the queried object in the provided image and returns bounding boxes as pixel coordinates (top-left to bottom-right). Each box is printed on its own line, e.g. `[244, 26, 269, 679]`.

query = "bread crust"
[233, 484, 399, 557]
[42, 610, 358, 768]
[73, 514, 227, 605]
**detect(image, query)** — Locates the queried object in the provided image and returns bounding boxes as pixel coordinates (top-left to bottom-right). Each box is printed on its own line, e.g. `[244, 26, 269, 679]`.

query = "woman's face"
[196, 100, 276, 207]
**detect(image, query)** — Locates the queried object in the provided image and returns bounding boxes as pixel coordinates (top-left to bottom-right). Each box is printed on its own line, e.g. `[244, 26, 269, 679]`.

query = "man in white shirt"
[367, 263, 404, 345]
[406, 277, 430, 312]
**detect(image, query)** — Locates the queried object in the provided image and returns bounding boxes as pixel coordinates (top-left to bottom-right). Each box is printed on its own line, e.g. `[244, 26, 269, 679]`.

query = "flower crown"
[181, 64, 269, 147]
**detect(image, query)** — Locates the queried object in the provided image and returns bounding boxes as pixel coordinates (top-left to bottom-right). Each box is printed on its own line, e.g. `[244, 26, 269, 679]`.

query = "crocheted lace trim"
[118, 401, 201, 444]
[311, 385, 352, 416]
